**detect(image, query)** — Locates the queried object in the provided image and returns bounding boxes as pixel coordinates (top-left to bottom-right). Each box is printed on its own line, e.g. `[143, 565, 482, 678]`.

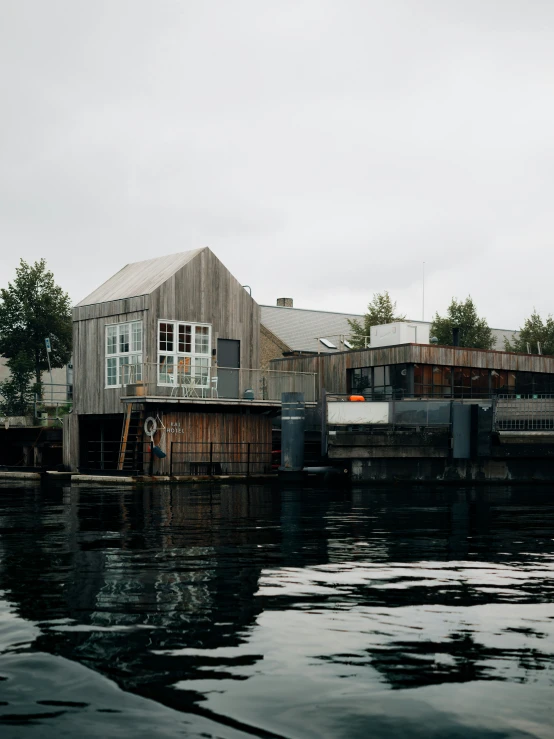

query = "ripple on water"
[0, 483, 553, 738]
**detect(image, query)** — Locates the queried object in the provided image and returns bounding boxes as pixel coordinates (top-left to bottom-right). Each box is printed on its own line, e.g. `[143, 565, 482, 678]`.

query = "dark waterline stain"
[0, 482, 553, 738]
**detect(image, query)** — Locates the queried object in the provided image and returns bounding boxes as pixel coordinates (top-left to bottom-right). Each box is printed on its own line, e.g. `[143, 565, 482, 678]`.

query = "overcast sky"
[1, 1, 554, 328]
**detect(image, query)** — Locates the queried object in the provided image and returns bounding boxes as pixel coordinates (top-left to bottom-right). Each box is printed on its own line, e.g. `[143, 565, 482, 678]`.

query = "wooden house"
[64, 248, 314, 475]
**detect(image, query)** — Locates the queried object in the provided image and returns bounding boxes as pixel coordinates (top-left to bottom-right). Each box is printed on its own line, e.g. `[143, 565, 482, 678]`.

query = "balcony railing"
[120, 362, 317, 403]
[494, 395, 554, 431]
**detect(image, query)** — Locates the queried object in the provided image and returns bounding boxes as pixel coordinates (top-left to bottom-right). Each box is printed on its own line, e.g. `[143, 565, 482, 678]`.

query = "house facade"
[270, 343, 554, 401]
[64, 248, 312, 474]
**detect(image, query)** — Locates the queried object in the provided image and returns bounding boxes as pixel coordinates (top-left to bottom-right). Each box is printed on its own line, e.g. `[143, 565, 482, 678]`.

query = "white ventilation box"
[370, 322, 430, 348]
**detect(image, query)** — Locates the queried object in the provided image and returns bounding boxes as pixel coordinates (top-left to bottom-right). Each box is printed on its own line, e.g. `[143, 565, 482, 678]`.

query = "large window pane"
[390, 364, 408, 397]
[471, 369, 489, 397]
[107, 325, 117, 355]
[491, 369, 507, 393]
[350, 367, 371, 394]
[195, 326, 209, 354]
[516, 372, 533, 396]
[195, 357, 210, 385]
[176, 356, 191, 380]
[119, 356, 130, 385]
[131, 322, 142, 352]
[179, 324, 192, 353]
[454, 367, 471, 397]
[159, 355, 174, 384]
[159, 323, 174, 352]
[128, 354, 142, 382]
[119, 324, 130, 354]
[105, 321, 142, 387]
[106, 357, 117, 386]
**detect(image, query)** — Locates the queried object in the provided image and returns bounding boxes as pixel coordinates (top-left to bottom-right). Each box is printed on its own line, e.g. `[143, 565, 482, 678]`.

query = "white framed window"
[105, 321, 143, 387]
[158, 320, 211, 388]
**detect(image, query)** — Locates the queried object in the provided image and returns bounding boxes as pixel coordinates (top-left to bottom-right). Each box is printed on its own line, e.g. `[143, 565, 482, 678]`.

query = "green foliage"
[504, 310, 554, 355]
[431, 296, 495, 350]
[0, 353, 37, 417]
[0, 259, 72, 387]
[348, 291, 405, 349]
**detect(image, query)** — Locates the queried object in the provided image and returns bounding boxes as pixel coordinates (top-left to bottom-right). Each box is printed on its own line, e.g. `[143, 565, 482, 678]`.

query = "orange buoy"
[348, 395, 365, 402]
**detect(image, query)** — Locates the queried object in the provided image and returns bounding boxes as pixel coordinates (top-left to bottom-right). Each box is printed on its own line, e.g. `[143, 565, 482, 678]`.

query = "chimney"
[452, 327, 460, 347]
[277, 297, 293, 308]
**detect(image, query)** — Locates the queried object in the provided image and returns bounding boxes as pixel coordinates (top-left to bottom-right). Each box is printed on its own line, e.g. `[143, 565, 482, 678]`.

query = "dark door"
[217, 339, 240, 398]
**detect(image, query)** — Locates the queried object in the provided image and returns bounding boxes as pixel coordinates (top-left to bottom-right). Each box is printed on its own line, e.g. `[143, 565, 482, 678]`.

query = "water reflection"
[0, 483, 554, 737]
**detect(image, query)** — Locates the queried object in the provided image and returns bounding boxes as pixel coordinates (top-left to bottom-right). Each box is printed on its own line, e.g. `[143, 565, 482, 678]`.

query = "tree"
[0, 353, 36, 417]
[504, 310, 554, 355]
[0, 259, 72, 390]
[348, 291, 405, 349]
[431, 296, 495, 350]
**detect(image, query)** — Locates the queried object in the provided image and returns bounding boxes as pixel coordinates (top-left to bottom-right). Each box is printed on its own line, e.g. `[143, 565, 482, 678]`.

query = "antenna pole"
[422, 262, 425, 321]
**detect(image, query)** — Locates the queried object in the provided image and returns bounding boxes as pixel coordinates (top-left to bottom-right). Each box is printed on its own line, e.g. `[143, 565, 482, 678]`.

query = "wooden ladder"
[118, 404, 145, 472]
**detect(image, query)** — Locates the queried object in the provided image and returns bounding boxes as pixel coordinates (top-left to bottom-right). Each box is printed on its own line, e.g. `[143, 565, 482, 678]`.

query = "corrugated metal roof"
[260, 305, 363, 353]
[76, 249, 204, 306]
[260, 306, 520, 353]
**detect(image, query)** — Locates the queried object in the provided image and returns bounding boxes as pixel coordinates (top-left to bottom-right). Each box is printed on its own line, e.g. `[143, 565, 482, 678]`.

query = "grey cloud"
[1, 1, 554, 329]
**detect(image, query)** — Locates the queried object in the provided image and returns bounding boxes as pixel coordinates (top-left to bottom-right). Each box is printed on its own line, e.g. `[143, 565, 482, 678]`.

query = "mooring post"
[279, 392, 305, 480]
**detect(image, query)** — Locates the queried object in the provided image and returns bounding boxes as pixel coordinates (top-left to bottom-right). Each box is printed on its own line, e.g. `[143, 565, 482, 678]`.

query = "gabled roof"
[260, 306, 520, 354]
[76, 248, 204, 306]
[260, 305, 362, 353]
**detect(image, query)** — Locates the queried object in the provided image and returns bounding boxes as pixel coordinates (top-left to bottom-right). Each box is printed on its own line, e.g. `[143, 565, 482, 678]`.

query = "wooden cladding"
[270, 345, 554, 397]
[149, 410, 272, 475]
[73, 248, 260, 416]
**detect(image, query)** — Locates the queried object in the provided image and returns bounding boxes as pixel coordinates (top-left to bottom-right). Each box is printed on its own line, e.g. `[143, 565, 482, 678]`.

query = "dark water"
[0, 483, 554, 738]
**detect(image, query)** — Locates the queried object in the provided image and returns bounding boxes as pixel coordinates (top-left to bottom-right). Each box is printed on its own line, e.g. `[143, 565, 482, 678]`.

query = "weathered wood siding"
[148, 409, 272, 475]
[270, 345, 554, 398]
[62, 412, 79, 472]
[73, 248, 259, 416]
[73, 308, 145, 415]
[147, 248, 259, 377]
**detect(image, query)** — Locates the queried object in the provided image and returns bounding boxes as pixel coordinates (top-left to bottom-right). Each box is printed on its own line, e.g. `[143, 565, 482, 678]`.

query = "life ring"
[144, 417, 157, 437]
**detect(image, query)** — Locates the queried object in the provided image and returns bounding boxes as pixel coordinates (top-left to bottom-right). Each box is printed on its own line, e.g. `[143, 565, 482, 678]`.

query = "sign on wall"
[327, 402, 390, 425]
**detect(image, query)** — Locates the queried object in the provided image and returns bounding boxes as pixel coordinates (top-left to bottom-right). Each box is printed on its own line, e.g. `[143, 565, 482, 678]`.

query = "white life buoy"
[144, 417, 157, 438]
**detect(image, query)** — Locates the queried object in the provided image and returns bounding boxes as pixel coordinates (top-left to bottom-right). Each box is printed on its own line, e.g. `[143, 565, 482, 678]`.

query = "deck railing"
[494, 395, 554, 431]
[120, 362, 317, 403]
[31, 382, 73, 424]
[169, 441, 272, 476]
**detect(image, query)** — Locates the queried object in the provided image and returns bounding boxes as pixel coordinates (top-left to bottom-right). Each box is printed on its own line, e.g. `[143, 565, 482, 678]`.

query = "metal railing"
[494, 395, 554, 431]
[85, 440, 153, 472]
[30, 382, 73, 424]
[120, 362, 317, 402]
[170, 441, 272, 476]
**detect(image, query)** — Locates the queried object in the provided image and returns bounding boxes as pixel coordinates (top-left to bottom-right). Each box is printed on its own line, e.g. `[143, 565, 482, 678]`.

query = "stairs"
[118, 404, 145, 472]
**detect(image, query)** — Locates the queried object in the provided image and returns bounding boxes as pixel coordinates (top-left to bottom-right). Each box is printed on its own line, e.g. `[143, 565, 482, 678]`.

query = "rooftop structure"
[260, 298, 521, 364]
